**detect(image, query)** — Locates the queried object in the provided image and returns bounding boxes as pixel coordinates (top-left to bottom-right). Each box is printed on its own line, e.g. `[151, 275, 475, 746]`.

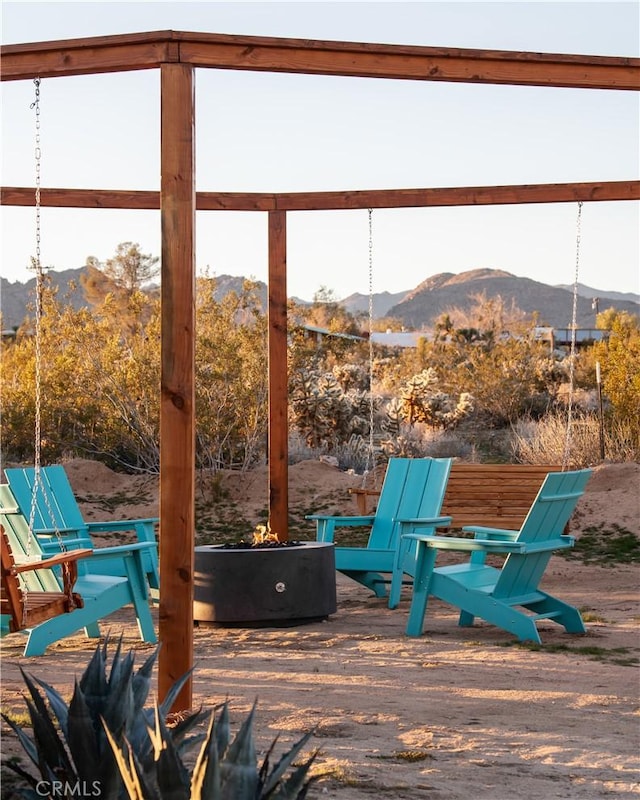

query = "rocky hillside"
[385, 269, 639, 330]
[2, 266, 637, 332]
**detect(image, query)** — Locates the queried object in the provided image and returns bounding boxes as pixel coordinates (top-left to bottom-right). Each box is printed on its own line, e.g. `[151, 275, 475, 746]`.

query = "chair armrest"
[44, 537, 91, 550]
[12, 548, 94, 574]
[33, 525, 84, 537]
[306, 514, 375, 543]
[306, 515, 375, 525]
[398, 516, 452, 531]
[85, 518, 158, 532]
[461, 525, 520, 540]
[402, 533, 576, 555]
[401, 533, 527, 553]
[86, 541, 156, 559]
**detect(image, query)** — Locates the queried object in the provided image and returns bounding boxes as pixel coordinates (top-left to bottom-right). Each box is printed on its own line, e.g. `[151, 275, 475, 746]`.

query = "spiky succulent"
[2, 638, 202, 800]
[2, 639, 318, 799]
[106, 700, 318, 799]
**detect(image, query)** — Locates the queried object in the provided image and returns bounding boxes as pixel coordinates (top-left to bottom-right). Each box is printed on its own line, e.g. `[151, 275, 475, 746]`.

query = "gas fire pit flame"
[252, 524, 280, 546]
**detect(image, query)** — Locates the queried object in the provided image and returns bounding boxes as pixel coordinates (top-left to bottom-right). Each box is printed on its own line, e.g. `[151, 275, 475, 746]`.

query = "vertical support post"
[268, 211, 288, 540]
[159, 62, 196, 711]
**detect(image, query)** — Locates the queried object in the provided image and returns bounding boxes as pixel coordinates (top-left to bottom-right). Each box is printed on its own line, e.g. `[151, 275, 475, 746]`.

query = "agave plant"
[106, 700, 318, 799]
[2, 638, 202, 800]
[2, 638, 318, 799]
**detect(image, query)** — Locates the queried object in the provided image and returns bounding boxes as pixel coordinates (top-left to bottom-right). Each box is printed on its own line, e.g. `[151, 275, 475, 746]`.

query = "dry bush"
[512, 412, 638, 467]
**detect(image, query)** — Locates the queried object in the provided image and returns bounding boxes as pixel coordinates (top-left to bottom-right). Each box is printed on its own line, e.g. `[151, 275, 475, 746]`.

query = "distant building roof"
[302, 325, 365, 342]
[370, 331, 430, 348]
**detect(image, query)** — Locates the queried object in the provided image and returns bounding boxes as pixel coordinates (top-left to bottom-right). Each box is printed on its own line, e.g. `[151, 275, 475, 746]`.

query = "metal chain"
[562, 201, 583, 469]
[27, 78, 66, 562]
[27, 78, 43, 552]
[362, 208, 376, 487]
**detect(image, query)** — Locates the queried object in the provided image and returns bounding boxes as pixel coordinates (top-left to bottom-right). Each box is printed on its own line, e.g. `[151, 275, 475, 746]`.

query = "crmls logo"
[36, 781, 102, 797]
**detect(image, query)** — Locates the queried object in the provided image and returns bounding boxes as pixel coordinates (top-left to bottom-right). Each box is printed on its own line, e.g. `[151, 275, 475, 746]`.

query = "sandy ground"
[1, 460, 639, 799]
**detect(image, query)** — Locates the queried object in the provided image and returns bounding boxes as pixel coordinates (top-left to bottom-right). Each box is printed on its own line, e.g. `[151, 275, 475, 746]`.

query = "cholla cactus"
[289, 367, 373, 451]
[398, 368, 474, 430]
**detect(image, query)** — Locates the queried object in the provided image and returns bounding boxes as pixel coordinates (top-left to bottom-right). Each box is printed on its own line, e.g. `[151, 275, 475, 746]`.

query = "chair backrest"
[368, 458, 452, 550]
[494, 468, 592, 599]
[0, 485, 63, 593]
[5, 466, 86, 532]
[514, 469, 592, 544]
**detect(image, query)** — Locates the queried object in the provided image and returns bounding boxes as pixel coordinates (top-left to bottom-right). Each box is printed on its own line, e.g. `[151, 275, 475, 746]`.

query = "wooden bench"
[350, 463, 563, 531]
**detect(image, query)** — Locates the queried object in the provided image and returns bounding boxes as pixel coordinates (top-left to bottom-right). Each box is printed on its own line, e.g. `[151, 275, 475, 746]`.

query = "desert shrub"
[513, 413, 597, 467]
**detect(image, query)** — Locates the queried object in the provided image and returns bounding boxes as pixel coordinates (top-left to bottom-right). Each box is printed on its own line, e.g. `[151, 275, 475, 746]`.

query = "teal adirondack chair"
[5, 465, 160, 597]
[307, 458, 453, 602]
[0, 484, 157, 656]
[398, 468, 592, 643]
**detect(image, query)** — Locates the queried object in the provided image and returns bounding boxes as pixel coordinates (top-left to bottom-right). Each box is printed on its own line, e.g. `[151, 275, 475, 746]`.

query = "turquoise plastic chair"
[307, 458, 452, 602]
[398, 468, 592, 643]
[0, 484, 157, 656]
[5, 465, 159, 597]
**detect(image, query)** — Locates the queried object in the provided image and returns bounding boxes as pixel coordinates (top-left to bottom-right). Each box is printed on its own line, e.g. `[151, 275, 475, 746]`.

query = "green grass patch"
[562, 523, 640, 566]
[500, 640, 639, 666]
[370, 750, 433, 763]
[78, 488, 153, 511]
[578, 607, 607, 623]
[1, 708, 31, 727]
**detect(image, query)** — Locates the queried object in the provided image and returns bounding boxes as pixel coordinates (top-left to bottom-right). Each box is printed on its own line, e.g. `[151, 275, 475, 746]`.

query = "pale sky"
[1, 1, 639, 301]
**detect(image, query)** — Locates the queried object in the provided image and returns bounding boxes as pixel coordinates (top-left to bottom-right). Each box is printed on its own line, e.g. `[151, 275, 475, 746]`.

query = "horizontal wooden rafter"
[1, 30, 639, 89]
[2, 181, 639, 211]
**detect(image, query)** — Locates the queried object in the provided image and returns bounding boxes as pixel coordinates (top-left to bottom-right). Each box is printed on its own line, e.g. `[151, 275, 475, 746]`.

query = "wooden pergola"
[2, 30, 639, 711]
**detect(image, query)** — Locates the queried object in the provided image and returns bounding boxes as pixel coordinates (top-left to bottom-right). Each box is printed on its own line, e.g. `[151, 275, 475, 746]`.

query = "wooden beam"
[0, 31, 178, 80]
[177, 34, 640, 91]
[1, 30, 638, 90]
[158, 62, 196, 712]
[2, 180, 639, 211]
[268, 210, 289, 541]
[267, 181, 640, 211]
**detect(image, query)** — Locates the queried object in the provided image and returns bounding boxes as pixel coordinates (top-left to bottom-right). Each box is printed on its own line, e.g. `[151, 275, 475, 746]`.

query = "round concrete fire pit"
[194, 541, 336, 625]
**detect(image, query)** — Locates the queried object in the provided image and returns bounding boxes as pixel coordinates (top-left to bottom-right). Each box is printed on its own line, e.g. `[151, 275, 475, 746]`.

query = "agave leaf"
[2, 712, 40, 770]
[219, 701, 259, 800]
[190, 711, 221, 800]
[106, 642, 134, 699]
[66, 679, 123, 800]
[25, 695, 74, 782]
[103, 721, 147, 800]
[67, 680, 101, 781]
[103, 655, 136, 740]
[126, 707, 156, 761]
[1, 756, 44, 795]
[157, 668, 194, 720]
[266, 751, 319, 800]
[131, 646, 160, 714]
[258, 735, 278, 787]
[167, 706, 207, 753]
[260, 730, 315, 797]
[78, 642, 109, 704]
[31, 676, 70, 738]
[215, 702, 230, 759]
[152, 704, 191, 800]
[223, 700, 257, 765]
[107, 633, 125, 680]
[19, 671, 76, 780]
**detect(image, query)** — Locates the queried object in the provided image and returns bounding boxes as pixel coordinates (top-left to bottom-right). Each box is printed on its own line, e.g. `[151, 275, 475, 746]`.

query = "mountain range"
[341, 269, 639, 329]
[1, 266, 638, 332]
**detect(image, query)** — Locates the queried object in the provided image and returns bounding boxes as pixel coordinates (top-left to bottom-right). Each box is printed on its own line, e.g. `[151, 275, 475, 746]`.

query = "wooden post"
[159, 62, 196, 711]
[268, 211, 289, 540]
